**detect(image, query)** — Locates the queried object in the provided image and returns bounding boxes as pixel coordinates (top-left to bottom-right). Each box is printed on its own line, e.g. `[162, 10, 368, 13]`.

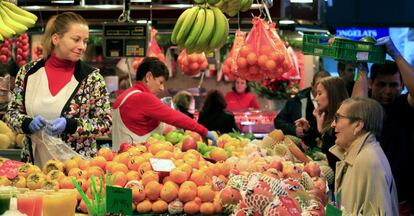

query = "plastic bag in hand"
[31, 131, 87, 168]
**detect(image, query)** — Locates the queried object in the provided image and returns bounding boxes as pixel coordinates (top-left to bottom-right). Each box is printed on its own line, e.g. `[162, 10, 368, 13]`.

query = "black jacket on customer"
[198, 111, 239, 134]
[274, 88, 319, 148]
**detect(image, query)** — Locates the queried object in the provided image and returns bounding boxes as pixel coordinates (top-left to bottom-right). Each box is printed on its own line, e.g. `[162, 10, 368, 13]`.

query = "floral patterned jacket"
[5, 59, 112, 162]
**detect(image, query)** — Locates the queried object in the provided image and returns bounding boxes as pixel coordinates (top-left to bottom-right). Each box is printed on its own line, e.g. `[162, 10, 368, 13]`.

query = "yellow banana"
[176, 6, 200, 46]
[216, 15, 229, 49]
[184, 8, 206, 52]
[209, 6, 228, 49]
[0, 12, 16, 38]
[0, 6, 28, 34]
[171, 8, 192, 44]
[1, 1, 38, 22]
[194, 8, 215, 53]
[0, 4, 35, 27]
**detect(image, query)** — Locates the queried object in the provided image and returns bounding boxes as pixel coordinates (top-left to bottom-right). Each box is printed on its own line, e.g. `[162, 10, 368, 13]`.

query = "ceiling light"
[289, 0, 313, 3]
[51, 0, 74, 3]
[279, 20, 296, 25]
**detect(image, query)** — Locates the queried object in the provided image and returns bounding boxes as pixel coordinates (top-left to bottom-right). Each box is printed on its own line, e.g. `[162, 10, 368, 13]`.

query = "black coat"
[198, 110, 239, 134]
[274, 88, 319, 148]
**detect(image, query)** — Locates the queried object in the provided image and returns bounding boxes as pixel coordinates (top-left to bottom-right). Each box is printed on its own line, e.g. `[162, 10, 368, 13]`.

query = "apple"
[312, 177, 327, 193]
[304, 162, 321, 177]
[268, 159, 283, 172]
[181, 136, 197, 152]
[119, 142, 133, 153]
[185, 130, 202, 142]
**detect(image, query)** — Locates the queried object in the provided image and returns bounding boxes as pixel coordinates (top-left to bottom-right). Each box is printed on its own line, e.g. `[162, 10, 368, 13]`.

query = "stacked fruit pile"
[171, 5, 229, 54]
[0, 38, 12, 64]
[0, 1, 37, 41]
[15, 33, 29, 66]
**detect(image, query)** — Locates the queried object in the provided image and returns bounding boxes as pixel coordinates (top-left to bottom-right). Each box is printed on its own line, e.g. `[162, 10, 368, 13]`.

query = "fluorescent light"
[279, 20, 296, 25]
[51, 0, 74, 3]
[131, 0, 152, 2]
[290, 0, 313, 3]
[298, 31, 304, 36]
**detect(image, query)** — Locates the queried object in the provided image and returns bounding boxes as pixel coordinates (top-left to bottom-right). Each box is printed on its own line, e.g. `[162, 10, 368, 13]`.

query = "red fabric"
[113, 82, 208, 136]
[225, 91, 260, 112]
[45, 53, 76, 96]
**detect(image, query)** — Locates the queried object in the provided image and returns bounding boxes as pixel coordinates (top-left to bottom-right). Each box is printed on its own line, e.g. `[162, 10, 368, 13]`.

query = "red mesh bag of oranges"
[132, 28, 167, 71]
[237, 17, 293, 81]
[177, 49, 208, 77]
[222, 30, 248, 82]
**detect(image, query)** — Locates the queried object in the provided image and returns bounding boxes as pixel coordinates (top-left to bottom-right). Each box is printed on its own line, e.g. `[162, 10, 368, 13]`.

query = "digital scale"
[103, 22, 148, 58]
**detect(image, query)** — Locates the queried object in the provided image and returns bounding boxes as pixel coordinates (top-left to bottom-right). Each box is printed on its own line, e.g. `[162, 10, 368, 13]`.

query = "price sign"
[106, 186, 132, 215]
[149, 158, 175, 172]
[326, 203, 343, 216]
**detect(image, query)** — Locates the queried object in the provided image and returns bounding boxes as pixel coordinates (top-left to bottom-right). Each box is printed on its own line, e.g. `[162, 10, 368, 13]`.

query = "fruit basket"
[302, 34, 386, 64]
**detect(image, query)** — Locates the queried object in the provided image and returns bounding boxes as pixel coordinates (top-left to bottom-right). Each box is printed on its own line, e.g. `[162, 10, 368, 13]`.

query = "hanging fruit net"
[222, 30, 247, 82]
[177, 49, 208, 77]
[132, 28, 166, 71]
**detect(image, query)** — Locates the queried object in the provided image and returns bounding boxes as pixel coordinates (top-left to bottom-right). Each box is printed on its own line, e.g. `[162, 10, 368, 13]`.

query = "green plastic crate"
[302, 34, 386, 64]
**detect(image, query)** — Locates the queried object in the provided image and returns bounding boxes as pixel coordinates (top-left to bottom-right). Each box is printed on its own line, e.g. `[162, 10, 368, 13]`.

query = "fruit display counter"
[0, 129, 331, 215]
[233, 110, 277, 137]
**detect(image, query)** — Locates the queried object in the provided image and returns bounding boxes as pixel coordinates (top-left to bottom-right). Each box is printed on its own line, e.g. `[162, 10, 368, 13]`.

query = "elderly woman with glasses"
[330, 97, 398, 215]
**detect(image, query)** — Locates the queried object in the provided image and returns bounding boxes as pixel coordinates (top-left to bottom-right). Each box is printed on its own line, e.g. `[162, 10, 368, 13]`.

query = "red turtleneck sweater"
[225, 91, 260, 112]
[45, 53, 76, 96]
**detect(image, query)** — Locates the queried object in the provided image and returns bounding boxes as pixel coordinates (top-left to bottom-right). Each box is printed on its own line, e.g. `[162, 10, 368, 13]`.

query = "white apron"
[112, 90, 163, 151]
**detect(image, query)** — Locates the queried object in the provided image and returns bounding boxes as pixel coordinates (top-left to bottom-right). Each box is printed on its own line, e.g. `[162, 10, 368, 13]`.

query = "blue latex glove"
[375, 36, 401, 60]
[45, 117, 67, 136]
[28, 115, 47, 133]
[205, 131, 217, 146]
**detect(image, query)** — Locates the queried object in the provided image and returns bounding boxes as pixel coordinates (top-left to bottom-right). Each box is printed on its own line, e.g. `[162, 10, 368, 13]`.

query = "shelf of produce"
[233, 110, 277, 136]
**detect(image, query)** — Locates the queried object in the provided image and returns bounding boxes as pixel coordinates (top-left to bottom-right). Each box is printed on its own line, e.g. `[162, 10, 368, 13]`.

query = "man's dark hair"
[370, 60, 402, 82]
[201, 90, 227, 113]
[337, 61, 347, 72]
[135, 57, 169, 81]
[312, 70, 331, 84]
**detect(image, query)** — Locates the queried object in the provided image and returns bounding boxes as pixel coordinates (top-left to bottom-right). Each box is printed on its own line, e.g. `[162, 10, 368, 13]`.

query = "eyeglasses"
[334, 113, 359, 123]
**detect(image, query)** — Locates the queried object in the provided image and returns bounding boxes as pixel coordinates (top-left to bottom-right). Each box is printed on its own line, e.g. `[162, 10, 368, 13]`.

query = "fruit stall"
[0, 0, 344, 215]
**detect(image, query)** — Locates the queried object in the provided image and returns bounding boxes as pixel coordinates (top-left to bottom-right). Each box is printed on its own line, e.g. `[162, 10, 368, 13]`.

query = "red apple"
[312, 177, 327, 193]
[268, 159, 283, 172]
[185, 130, 202, 142]
[181, 136, 197, 152]
[304, 162, 321, 177]
[119, 142, 133, 153]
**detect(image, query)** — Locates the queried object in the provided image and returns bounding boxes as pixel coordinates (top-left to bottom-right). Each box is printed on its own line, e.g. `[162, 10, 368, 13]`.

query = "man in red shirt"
[112, 57, 216, 151]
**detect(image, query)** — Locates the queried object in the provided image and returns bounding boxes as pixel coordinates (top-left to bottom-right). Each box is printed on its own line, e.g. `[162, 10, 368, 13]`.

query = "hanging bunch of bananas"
[0, 1, 38, 41]
[211, 0, 253, 17]
[171, 5, 229, 54]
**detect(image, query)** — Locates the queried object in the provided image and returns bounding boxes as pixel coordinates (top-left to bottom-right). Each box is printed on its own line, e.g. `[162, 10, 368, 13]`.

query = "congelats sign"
[335, 28, 389, 40]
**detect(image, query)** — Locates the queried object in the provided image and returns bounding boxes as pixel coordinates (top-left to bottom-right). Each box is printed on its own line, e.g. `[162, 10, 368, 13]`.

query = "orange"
[68, 168, 85, 179]
[111, 163, 129, 174]
[136, 200, 152, 213]
[59, 176, 75, 189]
[197, 185, 215, 202]
[127, 156, 146, 171]
[141, 171, 160, 186]
[138, 162, 152, 177]
[63, 159, 78, 174]
[126, 170, 140, 182]
[131, 185, 145, 203]
[79, 199, 89, 213]
[111, 171, 127, 187]
[200, 202, 215, 215]
[89, 156, 107, 170]
[152, 199, 168, 214]
[155, 150, 174, 159]
[169, 168, 188, 184]
[216, 162, 230, 177]
[105, 161, 117, 174]
[144, 181, 162, 201]
[190, 170, 209, 186]
[210, 148, 228, 162]
[113, 152, 131, 166]
[85, 166, 104, 179]
[78, 160, 90, 170]
[183, 200, 200, 214]
[97, 147, 114, 161]
[160, 181, 178, 203]
[178, 164, 192, 177]
[269, 129, 284, 142]
[76, 178, 88, 192]
[178, 183, 197, 202]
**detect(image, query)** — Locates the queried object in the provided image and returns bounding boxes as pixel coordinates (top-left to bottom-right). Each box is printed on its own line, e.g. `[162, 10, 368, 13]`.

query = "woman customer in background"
[330, 97, 398, 215]
[198, 90, 239, 134]
[5, 12, 112, 162]
[225, 77, 259, 112]
[172, 90, 195, 119]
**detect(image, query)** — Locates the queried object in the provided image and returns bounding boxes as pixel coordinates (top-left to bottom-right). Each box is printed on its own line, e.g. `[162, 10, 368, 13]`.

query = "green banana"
[176, 6, 200, 46]
[171, 8, 192, 44]
[184, 7, 206, 52]
[0, 6, 28, 34]
[0, 33, 3, 41]
[209, 6, 228, 50]
[1, 1, 38, 22]
[0, 12, 16, 38]
[216, 15, 230, 49]
[194, 8, 215, 53]
[240, 0, 253, 12]
[0, 4, 35, 27]
[207, 0, 221, 5]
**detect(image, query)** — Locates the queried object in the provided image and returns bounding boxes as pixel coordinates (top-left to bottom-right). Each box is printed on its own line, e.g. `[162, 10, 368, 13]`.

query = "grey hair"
[341, 97, 385, 138]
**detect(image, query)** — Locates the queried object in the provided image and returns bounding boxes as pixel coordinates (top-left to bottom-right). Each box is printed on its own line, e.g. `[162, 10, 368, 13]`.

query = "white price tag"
[149, 158, 176, 172]
[356, 52, 369, 61]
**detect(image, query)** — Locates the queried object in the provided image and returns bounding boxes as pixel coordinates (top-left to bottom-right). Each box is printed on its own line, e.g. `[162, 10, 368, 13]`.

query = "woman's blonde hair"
[173, 90, 193, 110]
[42, 12, 88, 59]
